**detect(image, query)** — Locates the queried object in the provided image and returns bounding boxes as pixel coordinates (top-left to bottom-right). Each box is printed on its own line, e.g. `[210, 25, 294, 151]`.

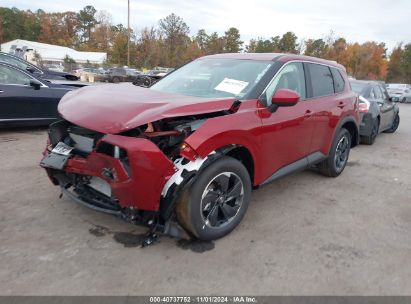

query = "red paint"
[58, 83, 235, 134]
[43, 53, 359, 213]
[271, 89, 301, 105]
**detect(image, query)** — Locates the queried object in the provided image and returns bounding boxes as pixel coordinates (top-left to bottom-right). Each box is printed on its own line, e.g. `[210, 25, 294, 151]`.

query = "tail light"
[358, 95, 370, 113]
[180, 142, 198, 161]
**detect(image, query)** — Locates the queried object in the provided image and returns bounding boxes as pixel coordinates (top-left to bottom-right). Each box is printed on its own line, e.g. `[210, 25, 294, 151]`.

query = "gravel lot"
[1, 104, 410, 296]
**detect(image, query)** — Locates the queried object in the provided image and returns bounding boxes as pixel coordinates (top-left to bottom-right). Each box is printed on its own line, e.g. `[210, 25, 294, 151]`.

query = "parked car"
[107, 67, 141, 83]
[0, 62, 75, 127]
[43, 63, 64, 72]
[387, 83, 410, 100]
[399, 88, 411, 103]
[40, 53, 359, 243]
[133, 68, 174, 88]
[350, 80, 400, 145]
[0, 52, 79, 81]
[75, 68, 108, 83]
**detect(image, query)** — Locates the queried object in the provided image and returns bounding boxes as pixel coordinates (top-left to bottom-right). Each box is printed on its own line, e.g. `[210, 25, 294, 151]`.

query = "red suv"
[41, 53, 359, 242]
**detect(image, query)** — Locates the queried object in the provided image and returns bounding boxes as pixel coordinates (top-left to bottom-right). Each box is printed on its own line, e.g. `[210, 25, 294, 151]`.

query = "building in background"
[0, 39, 107, 67]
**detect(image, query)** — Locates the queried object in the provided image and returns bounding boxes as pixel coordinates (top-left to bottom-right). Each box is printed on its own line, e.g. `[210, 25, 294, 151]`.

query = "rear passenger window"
[331, 68, 345, 93]
[308, 64, 334, 97]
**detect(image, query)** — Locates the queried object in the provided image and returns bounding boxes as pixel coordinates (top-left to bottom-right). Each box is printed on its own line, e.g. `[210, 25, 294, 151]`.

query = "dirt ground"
[1, 104, 410, 295]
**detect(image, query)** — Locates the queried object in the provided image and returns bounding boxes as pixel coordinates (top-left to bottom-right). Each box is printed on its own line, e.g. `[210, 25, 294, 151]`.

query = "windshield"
[350, 81, 368, 94]
[150, 58, 273, 99]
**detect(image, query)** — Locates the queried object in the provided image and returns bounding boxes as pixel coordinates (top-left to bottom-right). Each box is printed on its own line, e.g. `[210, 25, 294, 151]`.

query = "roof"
[201, 53, 283, 61]
[200, 53, 346, 71]
[0, 39, 106, 64]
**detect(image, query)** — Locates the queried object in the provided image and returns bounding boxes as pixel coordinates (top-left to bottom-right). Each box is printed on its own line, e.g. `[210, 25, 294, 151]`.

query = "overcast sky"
[3, 0, 410, 51]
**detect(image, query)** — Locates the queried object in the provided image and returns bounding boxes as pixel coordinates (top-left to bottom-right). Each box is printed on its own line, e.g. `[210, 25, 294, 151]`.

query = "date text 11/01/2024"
[149, 296, 257, 303]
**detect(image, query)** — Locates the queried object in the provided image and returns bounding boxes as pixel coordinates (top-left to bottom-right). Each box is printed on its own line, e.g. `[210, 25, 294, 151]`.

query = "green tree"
[159, 13, 190, 66]
[386, 44, 404, 82]
[205, 32, 225, 54]
[278, 31, 298, 53]
[195, 29, 208, 53]
[401, 44, 411, 84]
[63, 55, 76, 72]
[304, 38, 328, 58]
[247, 36, 280, 53]
[109, 24, 129, 66]
[77, 5, 97, 45]
[223, 27, 243, 53]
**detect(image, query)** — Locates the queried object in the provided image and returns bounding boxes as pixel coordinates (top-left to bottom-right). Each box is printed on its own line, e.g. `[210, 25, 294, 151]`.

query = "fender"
[331, 115, 360, 151]
[183, 102, 263, 185]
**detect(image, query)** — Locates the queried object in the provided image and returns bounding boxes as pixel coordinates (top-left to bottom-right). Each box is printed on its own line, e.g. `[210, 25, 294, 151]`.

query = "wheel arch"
[338, 116, 359, 148]
[218, 145, 255, 185]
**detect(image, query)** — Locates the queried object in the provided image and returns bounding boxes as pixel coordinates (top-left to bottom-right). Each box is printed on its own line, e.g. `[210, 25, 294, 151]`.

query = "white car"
[387, 83, 410, 100]
[400, 88, 411, 103]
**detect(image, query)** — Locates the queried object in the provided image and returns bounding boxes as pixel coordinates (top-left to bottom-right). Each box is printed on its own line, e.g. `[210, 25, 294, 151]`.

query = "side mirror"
[268, 89, 300, 112]
[390, 97, 399, 102]
[29, 79, 41, 90]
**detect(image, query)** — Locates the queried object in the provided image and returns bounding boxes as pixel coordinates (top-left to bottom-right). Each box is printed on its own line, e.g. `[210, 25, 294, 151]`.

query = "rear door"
[304, 63, 347, 156]
[259, 61, 315, 176]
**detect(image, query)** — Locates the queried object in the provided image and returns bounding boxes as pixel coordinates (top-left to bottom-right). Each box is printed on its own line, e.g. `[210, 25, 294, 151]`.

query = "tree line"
[0, 6, 410, 83]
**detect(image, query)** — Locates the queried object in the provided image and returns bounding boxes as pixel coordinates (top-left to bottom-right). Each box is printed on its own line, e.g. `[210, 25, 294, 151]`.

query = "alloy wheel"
[334, 135, 349, 172]
[201, 172, 244, 229]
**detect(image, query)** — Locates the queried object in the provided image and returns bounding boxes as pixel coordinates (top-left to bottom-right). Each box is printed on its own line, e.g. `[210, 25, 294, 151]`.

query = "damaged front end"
[40, 110, 229, 242]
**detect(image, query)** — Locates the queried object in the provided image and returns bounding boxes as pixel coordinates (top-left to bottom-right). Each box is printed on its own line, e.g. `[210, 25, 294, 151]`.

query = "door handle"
[304, 110, 313, 118]
[337, 101, 345, 109]
[0, 90, 3, 93]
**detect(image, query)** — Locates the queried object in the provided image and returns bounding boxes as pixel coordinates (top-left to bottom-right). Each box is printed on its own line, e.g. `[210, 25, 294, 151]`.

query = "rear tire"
[319, 128, 351, 177]
[361, 118, 379, 145]
[384, 114, 400, 133]
[176, 157, 251, 241]
[112, 76, 120, 83]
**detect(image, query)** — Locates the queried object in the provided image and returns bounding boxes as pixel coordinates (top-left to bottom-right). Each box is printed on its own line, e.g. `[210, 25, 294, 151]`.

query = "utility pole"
[127, 0, 130, 67]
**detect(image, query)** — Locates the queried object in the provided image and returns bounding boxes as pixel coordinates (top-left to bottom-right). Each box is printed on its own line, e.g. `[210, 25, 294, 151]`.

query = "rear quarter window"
[331, 68, 345, 93]
[308, 63, 334, 97]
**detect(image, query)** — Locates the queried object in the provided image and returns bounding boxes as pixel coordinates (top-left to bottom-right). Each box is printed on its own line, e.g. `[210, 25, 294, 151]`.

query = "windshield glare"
[150, 58, 273, 99]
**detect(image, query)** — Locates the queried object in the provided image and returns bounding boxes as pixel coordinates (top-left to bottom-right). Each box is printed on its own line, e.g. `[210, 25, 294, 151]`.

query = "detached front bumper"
[41, 128, 176, 214]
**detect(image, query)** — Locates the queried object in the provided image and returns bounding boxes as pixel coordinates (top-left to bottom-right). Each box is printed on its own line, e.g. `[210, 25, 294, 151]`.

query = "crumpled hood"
[58, 83, 236, 134]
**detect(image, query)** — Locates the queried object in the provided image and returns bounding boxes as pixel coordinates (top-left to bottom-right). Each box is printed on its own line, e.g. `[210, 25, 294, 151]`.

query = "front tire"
[319, 128, 352, 177]
[176, 157, 251, 241]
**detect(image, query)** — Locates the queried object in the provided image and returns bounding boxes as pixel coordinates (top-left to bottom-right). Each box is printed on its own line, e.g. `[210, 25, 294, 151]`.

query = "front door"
[258, 62, 315, 180]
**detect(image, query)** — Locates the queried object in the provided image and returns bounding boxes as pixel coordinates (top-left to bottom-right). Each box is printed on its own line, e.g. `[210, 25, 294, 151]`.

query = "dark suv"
[41, 53, 359, 242]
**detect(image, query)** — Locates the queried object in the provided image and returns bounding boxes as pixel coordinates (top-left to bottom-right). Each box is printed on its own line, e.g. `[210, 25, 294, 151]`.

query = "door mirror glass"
[390, 96, 399, 102]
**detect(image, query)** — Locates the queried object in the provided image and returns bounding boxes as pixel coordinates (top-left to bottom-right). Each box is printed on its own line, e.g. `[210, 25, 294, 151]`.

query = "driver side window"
[264, 62, 306, 105]
[0, 65, 32, 86]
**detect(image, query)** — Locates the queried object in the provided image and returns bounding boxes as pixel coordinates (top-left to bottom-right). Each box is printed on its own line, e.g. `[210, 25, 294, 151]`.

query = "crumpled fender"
[183, 100, 263, 185]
